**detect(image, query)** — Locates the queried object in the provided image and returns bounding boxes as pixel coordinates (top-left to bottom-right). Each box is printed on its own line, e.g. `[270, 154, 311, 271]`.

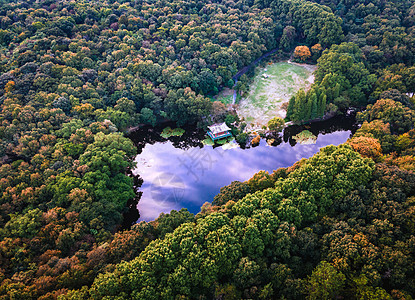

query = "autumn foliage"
[347, 136, 382, 160]
[251, 134, 261, 145]
[293, 46, 311, 62]
[0, 0, 415, 298]
[311, 43, 322, 53]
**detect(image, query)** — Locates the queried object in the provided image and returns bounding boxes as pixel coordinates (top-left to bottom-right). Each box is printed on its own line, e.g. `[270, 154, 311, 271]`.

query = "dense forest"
[0, 0, 414, 298]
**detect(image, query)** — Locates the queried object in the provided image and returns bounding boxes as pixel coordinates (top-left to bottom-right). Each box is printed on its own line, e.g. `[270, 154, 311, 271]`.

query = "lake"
[130, 115, 358, 221]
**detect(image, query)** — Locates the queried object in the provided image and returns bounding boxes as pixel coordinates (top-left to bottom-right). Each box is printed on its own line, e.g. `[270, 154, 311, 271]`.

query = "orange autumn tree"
[347, 136, 382, 161]
[294, 46, 311, 62]
[311, 43, 322, 53]
[383, 154, 415, 171]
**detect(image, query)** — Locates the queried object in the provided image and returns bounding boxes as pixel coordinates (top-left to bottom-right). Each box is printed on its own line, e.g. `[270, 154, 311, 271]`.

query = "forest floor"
[236, 61, 317, 128]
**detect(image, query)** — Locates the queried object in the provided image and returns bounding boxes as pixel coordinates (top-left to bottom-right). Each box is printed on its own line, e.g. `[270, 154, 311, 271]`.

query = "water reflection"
[129, 115, 357, 221]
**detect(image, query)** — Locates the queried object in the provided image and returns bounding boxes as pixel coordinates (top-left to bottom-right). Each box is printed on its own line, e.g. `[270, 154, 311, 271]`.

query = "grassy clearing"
[237, 61, 317, 126]
[211, 88, 234, 105]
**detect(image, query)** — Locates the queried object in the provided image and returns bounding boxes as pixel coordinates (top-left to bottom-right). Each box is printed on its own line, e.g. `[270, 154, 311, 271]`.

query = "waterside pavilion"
[207, 123, 232, 140]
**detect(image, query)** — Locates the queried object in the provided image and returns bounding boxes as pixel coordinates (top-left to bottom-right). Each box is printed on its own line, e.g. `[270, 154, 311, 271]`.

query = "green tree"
[267, 117, 285, 132]
[213, 181, 251, 206]
[155, 208, 194, 238]
[306, 261, 346, 300]
[289, 89, 308, 123]
[357, 98, 415, 134]
[140, 108, 157, 126]
[279, 26, 296, 51]
[309, 91, 318, 119]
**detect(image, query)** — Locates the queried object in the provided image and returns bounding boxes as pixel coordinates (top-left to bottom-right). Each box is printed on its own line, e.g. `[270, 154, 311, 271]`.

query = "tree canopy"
[0, 0, 415, 298]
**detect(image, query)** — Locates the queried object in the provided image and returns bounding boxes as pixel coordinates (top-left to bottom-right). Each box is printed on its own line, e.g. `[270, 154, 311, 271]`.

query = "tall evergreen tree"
[286, 96, 296, 120]
[310, 91, 319, 120]
[319, 93, 327, 117]
[295, 89, 307, 123]
[305, 96, 313, 121]
[333, 83, 341, 99]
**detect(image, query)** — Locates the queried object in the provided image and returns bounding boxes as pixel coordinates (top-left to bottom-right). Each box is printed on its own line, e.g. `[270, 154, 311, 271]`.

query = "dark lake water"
[129, 115, 358, 221]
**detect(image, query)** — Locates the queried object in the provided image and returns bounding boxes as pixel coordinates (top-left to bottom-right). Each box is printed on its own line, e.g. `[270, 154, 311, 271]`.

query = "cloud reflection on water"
[135, 131, 351, 221]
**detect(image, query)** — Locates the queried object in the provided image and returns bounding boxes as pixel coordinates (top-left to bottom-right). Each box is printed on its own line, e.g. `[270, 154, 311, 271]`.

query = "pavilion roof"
[208, 122, 231, 134]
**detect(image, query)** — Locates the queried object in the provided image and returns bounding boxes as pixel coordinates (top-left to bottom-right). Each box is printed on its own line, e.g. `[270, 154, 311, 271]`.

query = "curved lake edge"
[124, 112, 358, 224]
